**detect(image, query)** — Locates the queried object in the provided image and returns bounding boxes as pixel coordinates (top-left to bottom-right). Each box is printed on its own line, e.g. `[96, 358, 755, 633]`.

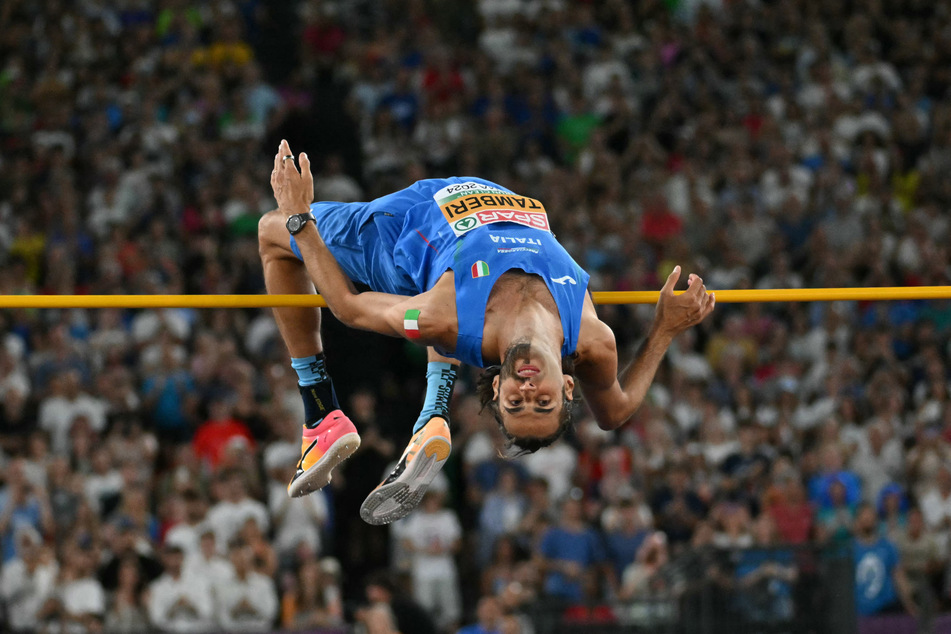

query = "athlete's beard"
[499, 341, 533, 382]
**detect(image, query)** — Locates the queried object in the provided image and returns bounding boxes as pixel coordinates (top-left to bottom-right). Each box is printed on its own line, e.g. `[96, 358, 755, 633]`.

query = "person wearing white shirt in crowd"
[0, 526, 58, 633]
[215, 537, 278, 632]
[522, 441, 578, 504]
[400, 490, 462, 632]
[146, 543, 215, 634]
[38, 370, 107, 455]
[37, 541, 105, 634]
[849, 422, 904, 503]
[162, 490, 208, 558]
[182, 527, 235, 590]
[920, 465, 951, 553]
[265, 444, 329, 560]
[83, 446, 123, 515]
[205, 469, 268, 554]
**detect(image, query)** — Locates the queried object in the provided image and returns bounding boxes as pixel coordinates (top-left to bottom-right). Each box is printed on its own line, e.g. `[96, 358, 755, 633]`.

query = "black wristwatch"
[285, 213, 314, 235]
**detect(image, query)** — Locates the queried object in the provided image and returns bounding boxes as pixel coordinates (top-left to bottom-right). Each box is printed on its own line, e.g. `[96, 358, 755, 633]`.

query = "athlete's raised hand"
[271, 139, 314, 216]
[652, 265, 715, 341]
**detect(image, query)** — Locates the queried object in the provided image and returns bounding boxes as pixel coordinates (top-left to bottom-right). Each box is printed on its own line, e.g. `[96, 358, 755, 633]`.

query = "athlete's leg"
[259, 210, 360, 497]
[259, 210, 323, 358]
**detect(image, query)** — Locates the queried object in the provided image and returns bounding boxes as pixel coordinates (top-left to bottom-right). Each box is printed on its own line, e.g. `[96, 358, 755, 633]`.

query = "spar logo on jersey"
[454, 217, 477, 232]
[433, 181, 550, 237]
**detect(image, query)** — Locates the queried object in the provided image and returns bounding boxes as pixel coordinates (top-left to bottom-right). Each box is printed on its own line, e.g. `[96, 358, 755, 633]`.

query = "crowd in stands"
[2, 0, 951, 632]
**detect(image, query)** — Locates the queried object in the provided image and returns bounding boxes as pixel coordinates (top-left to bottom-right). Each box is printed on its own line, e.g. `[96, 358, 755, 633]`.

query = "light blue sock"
[291, 354, 329, 386]
[413, 362, 457, 433]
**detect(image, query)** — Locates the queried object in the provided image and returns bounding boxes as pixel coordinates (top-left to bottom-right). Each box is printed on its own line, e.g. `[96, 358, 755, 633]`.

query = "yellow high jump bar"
[0, 286, 949, 308]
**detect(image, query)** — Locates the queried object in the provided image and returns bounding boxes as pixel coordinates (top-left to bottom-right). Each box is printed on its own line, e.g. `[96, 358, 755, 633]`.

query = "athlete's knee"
[258, 210, 287, 260]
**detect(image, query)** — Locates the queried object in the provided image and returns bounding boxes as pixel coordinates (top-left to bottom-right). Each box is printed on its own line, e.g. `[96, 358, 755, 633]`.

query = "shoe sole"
[287, 432, 361, 498]
[359, 436, 451, 525]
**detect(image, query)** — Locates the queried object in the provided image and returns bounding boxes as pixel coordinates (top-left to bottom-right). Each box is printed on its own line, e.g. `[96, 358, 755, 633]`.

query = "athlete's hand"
[271, 139, 314, 216]
[652, 265, 715, 341]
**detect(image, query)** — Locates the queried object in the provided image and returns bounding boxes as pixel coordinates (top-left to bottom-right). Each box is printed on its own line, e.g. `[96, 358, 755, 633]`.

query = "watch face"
[287, 215, 303, 233]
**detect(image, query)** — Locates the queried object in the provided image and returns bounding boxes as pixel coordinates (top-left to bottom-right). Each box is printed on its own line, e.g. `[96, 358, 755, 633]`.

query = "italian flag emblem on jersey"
[471, 261, 490, 278]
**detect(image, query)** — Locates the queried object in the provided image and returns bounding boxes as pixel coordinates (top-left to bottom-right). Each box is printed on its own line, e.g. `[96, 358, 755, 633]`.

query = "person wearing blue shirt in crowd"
[734, 515, 797, 623]
[0, 460, 52, 562]
[852, 503, 918, 618]
[141, 345, 198, 443]
[808, 445, 862, 509]
[536, 493, 606, 602]
[603, 496, 650, 583]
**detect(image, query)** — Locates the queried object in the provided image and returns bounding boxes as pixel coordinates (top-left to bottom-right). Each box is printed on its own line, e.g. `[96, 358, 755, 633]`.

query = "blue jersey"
[290, 178, 590, 367]
[853, 537, 899, 616]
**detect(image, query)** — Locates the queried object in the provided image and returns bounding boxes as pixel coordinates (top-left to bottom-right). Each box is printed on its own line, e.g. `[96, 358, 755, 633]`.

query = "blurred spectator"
[536, 495, 607, 603]
[279, 557, 343, 630]
[895, 507, 942, 627]
[205, 469, 268, 552]
[192, 399, 256, 469]
[183, 526, 235, 589]
[763, 467, 814, 545]
[265, 443, 329, 563]
[37, 541, 105, 634]
[877, 484, 909, 540]
[481, 535, 524, 598]
[816, 479, 858, 544]
[38, 370, 106, 455]
[811, 445, 862, 510]
[0, 526, 57, 632]
[919, 464, 951, 547]
[479, 466, 527, 564]
[603, 496, 650, 584]
[734, 515, 797, 623]
[650, 465, 706, 545]
[712, 503, 753, 549]
[98, 519, 162, 593]
[141, 347, 198, 444]
[237, 516, 278, 578]
[400, 490, 463, 632]
[522, 441, 578, 504]
[850, 422, 904, 503]
[163, 489, 208, 556]
[618, 531, 671, 601]
[356, 570, 437, 634]
[457, 595, 506, 634]
[314, 155, 364, 202]
[214, 537, 279, 632]
[84, 446, 123, 516]
[104, 555, 151, 634]
[852, 503, 918, 618]
[146, 543, 215, 634]
[0, 458, 53, 562]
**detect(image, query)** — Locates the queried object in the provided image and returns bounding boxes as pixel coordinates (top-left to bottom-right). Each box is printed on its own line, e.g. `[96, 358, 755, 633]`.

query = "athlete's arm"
[576, 266, 715, 430]
[290, 221, 412, 333]
[270, 140, 422, 337]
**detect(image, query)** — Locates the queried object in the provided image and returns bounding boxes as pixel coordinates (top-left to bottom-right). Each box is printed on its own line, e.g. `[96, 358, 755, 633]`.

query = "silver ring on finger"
[282, 155, 294, 163]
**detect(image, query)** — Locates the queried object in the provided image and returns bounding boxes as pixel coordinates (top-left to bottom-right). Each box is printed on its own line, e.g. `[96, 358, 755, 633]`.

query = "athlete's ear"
[492, 375, 500, 401]
[563, 375, 575, 401]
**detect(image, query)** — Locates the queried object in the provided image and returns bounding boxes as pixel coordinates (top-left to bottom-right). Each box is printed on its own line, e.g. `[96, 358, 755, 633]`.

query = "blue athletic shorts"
[289, 177, 508, 297]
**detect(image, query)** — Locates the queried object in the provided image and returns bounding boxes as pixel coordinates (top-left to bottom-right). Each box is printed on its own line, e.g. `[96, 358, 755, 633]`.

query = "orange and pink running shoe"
[287, 411, 361, 498]
[360, 416, 451, 525]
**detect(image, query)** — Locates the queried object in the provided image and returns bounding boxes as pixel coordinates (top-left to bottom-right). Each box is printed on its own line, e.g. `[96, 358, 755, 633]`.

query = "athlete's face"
[492, 342, 574, 440]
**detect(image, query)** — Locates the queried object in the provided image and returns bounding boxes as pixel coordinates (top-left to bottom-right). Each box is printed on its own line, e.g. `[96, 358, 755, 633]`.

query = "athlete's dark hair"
[475, 353, 578, 457]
